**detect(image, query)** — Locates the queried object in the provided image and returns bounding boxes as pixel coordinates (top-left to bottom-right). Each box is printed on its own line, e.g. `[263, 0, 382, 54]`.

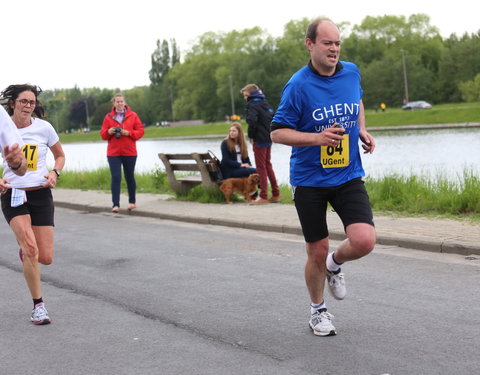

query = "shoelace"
[330, 273, 345, 285]
[33, 305, 48, 320]
[319, 311, 334, 321]
[312, 310, 334, 325]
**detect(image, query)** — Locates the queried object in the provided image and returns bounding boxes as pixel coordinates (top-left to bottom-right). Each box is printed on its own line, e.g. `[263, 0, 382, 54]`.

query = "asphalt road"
[1, 207, 479, 375]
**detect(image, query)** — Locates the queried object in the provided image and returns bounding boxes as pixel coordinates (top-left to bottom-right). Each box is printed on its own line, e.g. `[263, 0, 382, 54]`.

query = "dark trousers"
[107, 156, 137, 207]
[253, 144, 279, 199]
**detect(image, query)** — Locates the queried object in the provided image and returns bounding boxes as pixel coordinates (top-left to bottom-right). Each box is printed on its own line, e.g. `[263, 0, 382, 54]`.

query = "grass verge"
[55, 168, 480, 222]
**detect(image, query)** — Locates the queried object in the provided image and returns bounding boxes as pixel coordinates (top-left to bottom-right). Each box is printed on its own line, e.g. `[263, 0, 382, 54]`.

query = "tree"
[68, 97, 94, 129]
[458, 73, 480, 101]
[149, 39, 181, 122]
[437, 32, 480, 102]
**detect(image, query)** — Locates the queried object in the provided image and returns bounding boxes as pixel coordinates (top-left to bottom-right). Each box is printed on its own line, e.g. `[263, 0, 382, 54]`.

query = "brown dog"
[219, 173, 260, 204]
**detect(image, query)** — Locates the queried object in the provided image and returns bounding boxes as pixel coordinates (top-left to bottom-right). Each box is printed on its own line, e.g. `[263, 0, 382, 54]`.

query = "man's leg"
[306, 238, 337, 336]
[326, 178, 376, 299]
[253, 144, 268, 200]
[264, 147, 280, 198]
[305, 238, 329, 304]
[326, 223, 376, 300]
[335, 223, 376, 263]
[294, 186, 336, 336]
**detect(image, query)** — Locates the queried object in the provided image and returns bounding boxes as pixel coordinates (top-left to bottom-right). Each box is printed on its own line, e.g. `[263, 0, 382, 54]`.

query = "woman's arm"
[122, 112, 145, 140]
[43, 141, 65, 188]
[100, 115, 115, 140]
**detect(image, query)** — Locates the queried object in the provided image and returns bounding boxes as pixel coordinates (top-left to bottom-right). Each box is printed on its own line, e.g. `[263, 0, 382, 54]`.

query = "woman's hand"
[121, 129, 129, 137]
[43, 171, 58, 188]
[4, 144, 26, 174]
[0, 178, 10, 194]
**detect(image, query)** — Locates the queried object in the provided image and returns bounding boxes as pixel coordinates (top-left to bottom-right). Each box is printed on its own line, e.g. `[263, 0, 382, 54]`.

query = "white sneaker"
[326, 270, 346, 300]
[309, 310, 336, 336]
[31, 303, 51, 325]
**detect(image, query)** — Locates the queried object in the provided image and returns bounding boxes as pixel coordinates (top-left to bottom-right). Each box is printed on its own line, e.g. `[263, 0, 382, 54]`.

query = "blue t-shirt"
[272, 62, 365, 187]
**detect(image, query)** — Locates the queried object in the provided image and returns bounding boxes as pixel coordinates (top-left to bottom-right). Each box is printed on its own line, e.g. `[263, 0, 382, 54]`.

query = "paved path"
[53, 189, 479, 256]
[3, 208, 478, 374]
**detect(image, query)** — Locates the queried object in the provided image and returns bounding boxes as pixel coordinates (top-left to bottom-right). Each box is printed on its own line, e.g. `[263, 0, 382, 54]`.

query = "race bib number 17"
[22, 144, 39, 171]
[320, 134, 349, 168]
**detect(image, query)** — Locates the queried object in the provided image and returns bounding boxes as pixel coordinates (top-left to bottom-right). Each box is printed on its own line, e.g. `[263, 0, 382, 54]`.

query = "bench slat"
[162, 153, 210, 160]
[177, 176, 202, 182]
[169, 164, 201, 171]
[169, 163, 217, 172]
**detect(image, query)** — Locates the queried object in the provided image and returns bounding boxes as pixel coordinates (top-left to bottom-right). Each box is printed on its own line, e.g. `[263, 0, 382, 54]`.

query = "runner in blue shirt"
[271, 17, 376, 337]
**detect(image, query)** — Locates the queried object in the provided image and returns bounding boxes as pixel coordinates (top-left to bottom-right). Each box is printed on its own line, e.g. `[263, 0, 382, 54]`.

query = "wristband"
[9, 162, 22, 171]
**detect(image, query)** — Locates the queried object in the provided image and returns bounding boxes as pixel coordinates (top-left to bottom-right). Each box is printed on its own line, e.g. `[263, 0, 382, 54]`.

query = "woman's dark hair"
[0, 84, 45, 118]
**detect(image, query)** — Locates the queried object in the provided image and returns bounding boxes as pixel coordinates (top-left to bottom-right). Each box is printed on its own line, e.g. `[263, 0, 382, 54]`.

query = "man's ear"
[305, 38, 314, 51]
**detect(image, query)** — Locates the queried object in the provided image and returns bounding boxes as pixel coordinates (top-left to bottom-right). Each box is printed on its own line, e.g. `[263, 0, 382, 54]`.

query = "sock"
[310, 301, 327, 315]
[326, 252, 342, 273]
[33, 297, 43, 308]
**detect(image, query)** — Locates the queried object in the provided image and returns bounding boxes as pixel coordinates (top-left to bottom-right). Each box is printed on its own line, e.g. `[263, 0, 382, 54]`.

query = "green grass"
[54, 168, 480, 222]
[60, 121, 233, 144]
[365, 170, 480, 221]
[57, 168, 172, 194]
[364, 102, 480, 127]
[58, 102, 480, 143]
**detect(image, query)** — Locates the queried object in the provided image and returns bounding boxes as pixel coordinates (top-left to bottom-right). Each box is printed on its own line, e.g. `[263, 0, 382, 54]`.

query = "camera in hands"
[114, 127, 122, 139]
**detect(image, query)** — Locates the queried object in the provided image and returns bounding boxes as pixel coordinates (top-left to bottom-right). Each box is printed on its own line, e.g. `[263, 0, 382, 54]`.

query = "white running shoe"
[309, 310, 336, 336]
[31, 303, 51, 325]
[326, 270, 346, 300]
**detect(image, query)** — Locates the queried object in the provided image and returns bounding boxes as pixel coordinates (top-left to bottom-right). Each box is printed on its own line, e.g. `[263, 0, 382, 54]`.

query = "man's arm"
[358, 100, 375, 154]
[271, 126, 345, 147]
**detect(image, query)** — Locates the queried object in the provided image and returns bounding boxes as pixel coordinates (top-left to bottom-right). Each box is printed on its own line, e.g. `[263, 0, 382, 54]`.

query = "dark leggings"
[107, 156, 137, 207]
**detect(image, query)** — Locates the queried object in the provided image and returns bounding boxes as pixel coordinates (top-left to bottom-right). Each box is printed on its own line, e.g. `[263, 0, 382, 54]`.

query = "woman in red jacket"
[100, 94, 144, 213]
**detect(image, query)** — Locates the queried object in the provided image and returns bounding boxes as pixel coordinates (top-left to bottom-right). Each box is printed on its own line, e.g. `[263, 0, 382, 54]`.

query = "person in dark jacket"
[100, 93, 144, 213]
[220, 122, 256, 179]
[241, 84, 280, 204]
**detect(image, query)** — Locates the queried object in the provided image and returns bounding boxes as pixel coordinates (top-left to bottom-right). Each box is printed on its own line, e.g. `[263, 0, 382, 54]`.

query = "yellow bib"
[320, 134, 350, 168]
[22, 144, 39, 171]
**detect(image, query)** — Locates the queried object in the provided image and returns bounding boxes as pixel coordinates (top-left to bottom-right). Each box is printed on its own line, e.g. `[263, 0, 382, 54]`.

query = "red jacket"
[100, 106, 144, 156]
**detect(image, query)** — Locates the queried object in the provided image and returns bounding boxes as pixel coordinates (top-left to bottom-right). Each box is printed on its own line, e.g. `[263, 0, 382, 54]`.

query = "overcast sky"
[1, 0, 477, 92]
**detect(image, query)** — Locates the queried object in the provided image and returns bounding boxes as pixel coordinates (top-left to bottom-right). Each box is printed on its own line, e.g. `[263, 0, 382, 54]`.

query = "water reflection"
[54, 128, 480, 184]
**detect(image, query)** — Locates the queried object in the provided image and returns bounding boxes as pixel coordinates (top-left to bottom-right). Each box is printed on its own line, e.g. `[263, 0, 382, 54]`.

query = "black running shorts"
[1, 188, 55, 226]
[293, 178, 374, 243]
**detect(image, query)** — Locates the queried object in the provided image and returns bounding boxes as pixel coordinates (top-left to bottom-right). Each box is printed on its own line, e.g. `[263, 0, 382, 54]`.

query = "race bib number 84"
[320, 134, 349, 168]
[22, 144, 39, 171]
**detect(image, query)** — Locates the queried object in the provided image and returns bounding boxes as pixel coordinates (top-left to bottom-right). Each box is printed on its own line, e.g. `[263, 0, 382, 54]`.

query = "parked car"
[402, 101, 432, 110]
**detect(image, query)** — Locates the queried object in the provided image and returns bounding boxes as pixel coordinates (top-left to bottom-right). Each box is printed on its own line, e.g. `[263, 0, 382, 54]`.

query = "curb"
[55, 201, 480, 257]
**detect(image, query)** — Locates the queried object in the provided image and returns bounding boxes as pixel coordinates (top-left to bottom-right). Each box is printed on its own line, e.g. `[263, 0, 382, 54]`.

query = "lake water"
[54, 128, 480, 184]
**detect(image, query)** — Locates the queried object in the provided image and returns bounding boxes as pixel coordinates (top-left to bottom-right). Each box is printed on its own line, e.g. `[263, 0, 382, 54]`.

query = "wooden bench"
[158, 152, 222, 194]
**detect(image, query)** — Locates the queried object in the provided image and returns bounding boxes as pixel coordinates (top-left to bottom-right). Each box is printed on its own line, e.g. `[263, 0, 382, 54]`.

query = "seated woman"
[220, 122, 256, 179]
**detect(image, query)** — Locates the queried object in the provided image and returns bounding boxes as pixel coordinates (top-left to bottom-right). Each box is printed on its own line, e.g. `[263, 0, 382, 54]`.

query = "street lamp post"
[400, 49, 409, 103]
[169, 85, 175, 122]
[83, 99, 89, 130]
[229, 75, 235, 117]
